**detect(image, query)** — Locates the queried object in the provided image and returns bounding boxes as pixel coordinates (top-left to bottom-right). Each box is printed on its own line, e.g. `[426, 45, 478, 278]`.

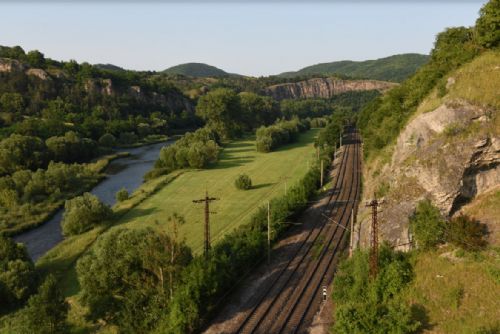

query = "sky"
[0, 1, 488, 76]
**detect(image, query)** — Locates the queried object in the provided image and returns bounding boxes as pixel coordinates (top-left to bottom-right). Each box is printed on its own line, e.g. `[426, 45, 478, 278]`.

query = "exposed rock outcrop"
[264, 78, 397, 100]
[357, 100, 499, 250]
[25, 68, 51, 80]
[0, 58, 27, 73]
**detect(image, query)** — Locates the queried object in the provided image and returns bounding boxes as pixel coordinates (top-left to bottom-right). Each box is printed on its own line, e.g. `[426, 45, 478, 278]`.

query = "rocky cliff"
[264, 77, 397, 100]
[356, 51, 500, 249]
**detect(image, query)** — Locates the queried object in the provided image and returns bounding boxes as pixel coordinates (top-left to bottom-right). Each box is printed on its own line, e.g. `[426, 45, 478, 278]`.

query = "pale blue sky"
[0, 1, 487, 76]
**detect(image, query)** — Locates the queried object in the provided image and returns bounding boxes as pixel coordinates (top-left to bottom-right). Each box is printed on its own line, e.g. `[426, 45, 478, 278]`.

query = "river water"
[14, 141, 172, 261]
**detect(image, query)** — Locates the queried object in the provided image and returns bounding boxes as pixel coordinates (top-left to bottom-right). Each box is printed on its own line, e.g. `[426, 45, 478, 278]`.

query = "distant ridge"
[278, 54, 429, 83]
[162, 62, 239, 77]
[94, 63, 125, 72]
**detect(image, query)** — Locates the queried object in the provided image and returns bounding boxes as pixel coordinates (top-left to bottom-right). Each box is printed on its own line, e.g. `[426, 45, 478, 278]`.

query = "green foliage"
[475, 0, 500, 48]
[256, 118, 310, 152]
[239, 92, 278, 130]
[115, 187, 129, 202]
[154, 127, 220, 176]
[61, 192, 113, 236]
[332, 245, 420, 334]
[446, 214, 488, 251]
[0, 134, 47, 176]
[0, 162, 100, 234]
[98, 133, 117, 147]
[20, 275, 68, 334]
[234, 174, 252, 190]
[196, 88, 242, 139]
[45, 131, 97, 163]
[278, 53, 430, 83]
[77, 228, 192, 332]
[410, 200, 446, 250]
[358, 23, 485, 159]
[0, 236, 36, 311]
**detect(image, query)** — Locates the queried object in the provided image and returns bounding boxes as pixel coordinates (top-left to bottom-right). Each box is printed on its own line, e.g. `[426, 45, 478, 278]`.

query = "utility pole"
[349, 208, 354, 258]
[280, 176, 290, 195]
[316, 146, 320, 161]
[366, 197, 382, 278]
[320, 160, 324, 187]
[267, 200, 271, 264]
[193, 191, 219, 260]
[339, 133, 342, 147]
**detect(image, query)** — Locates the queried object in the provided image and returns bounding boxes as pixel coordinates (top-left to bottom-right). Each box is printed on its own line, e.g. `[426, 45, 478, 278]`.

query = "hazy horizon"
[0, 1, 488, 76]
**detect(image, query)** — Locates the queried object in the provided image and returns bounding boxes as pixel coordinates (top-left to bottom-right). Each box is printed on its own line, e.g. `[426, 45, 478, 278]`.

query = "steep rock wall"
[264, 77, 397, 100]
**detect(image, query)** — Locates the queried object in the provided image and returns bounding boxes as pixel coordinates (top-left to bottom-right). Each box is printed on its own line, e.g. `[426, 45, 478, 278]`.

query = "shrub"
[446, 214, 488, 251]
[235, 174, 252, 190]
[255, 118, 310, 153]
[115, 188, 129, 202]
[98, 133, 116, 147]
[61, 192, 113, 236]
[409, 199, 446, 250]
[332, 244, 420, 334]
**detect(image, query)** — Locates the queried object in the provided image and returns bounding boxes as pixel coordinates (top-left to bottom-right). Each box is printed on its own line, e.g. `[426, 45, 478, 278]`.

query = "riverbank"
[1, 152, 130, 237]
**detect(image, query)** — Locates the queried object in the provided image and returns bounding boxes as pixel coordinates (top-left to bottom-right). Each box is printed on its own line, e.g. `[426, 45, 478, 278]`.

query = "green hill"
[162, 62, 237, 77]
[94, 63, 125, 72]
[278, 53, 429, 82]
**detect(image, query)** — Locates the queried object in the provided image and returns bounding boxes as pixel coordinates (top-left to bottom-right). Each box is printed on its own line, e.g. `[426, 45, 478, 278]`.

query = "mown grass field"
[114, 129, 320, 253]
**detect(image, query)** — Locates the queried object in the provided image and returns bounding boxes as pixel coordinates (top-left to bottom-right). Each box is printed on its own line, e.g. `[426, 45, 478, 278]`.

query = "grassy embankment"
[404, 246, 500, 333]
[20, 129, 320, 333]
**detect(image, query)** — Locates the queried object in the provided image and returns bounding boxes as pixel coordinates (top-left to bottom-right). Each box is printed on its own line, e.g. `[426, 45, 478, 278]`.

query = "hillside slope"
[357, 51, 499, 249]
[278, 53, 429, 82]
[162, 62, 236, 77]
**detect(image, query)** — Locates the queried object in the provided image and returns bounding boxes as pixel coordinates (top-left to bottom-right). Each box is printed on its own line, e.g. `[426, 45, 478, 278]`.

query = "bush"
[446, 214, 488, 251]
[332, 245, 420, 334]
[409, 199, 446, 250]
[235, 174, 252, 190]
[98, 133, 116, 147]
[61, 192, 113, 236]
[0, 236, 37, 311]
[115, 188, 129, 202]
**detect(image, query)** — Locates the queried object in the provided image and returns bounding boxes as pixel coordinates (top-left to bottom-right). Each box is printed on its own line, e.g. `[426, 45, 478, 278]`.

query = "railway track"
[232, 129, 361, 334]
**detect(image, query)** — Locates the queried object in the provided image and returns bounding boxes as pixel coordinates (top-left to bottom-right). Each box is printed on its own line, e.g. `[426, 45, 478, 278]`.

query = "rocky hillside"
[264, 77, 396, 100]
[278, 53, 429, 82]
[357, 51, 500, 249]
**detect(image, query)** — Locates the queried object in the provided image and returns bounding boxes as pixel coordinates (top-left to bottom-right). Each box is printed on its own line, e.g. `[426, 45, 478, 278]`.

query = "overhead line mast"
[193, 191, 219, 259]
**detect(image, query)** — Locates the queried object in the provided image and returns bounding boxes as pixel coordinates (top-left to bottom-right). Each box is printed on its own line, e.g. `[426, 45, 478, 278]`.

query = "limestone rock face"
[264, 78, 397, 100]
[357, 100, 499, 250]
[0, 58, 27, 73]
[25, 68, 51, 80]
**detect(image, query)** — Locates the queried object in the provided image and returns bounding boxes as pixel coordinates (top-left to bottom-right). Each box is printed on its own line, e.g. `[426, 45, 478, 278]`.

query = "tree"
[447, 214, 488, 251]
[26, 50, 46, 69]
[0, 93, 24, 115]
[115, 188, 129, 202]
[475, 0, 500, 48]
[0, 134, 47, 176]
[76, 228, 192, 332]
[235, 174, 252, 190]
[21, 275, 68, 334]
[0, 236, 36, 311]
[98, 133, 117, 147]
[196, 88, 242, 139]
[61, 192, 113, 236]
[409, 199, 446, 250]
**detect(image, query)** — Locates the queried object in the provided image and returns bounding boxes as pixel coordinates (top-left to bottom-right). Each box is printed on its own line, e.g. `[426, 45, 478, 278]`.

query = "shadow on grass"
[213, 158, 255, 169]
[118, 207, 159, 224]
[252, 182, 276, 190]
[411, 303, 433, 333]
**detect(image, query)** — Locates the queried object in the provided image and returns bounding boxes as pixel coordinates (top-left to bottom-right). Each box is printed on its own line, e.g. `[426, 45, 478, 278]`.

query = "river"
[14, 141, 172, 261]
